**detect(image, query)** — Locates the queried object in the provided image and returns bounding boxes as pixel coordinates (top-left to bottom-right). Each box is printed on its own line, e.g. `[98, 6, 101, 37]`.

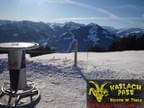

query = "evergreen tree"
[109, 34, 144, 51]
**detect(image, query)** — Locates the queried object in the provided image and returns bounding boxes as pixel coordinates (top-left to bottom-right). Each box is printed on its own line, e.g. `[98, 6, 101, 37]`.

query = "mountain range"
[0, 20, 144, 51]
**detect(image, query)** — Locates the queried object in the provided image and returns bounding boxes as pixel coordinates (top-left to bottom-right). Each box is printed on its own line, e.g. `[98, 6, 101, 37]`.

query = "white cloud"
[53, 17, 103, 21]
[112, 4, 144, 9]
[53, 17, 143, 22]
[44, 0, 70, 4]
[43, 0, 118, 18]
[66, 0, 118, 18]
[36, 0, 69, 6]
[43, 0, 143, 23]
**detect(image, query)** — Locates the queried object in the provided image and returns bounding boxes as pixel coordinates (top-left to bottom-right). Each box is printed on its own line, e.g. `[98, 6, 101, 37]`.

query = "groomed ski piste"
[0, 51, 144, 108]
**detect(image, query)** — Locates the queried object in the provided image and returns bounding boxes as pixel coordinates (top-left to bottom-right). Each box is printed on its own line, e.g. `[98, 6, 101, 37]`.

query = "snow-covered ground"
[0, 51, 144, 108]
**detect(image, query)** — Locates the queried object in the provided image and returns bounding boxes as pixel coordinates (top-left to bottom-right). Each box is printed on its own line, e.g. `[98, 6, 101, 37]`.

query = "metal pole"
[74, 51, 77, 66]
[73, 40, 78, 67]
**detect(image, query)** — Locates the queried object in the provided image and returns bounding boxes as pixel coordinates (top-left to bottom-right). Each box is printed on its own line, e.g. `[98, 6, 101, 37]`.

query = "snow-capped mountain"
[62, 22, 84, 30]
[116, 28, 144, 38]
[0, 20, 143, 51]
[103, 26, 144, 38]
[50, 23, 118, 51]
[64, 23, 117, 51]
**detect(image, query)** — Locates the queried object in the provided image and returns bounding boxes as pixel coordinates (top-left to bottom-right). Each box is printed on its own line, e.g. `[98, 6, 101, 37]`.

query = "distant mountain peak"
[62, 22, 84, 30]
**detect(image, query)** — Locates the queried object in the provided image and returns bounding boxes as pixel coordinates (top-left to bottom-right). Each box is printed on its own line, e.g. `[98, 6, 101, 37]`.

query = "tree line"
[89, 34, 144, 52]
[109, 34, 144, 51]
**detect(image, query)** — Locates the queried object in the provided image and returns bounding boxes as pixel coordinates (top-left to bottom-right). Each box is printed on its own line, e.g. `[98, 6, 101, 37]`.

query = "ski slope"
[0, 51, 144, 108]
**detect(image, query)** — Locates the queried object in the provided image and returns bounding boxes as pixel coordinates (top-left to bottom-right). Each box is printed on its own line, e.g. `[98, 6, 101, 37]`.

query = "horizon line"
[0, 18, 144, 29]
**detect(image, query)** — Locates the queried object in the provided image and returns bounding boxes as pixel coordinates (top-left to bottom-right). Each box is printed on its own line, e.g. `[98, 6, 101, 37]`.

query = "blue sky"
[0, 0, 144, 28]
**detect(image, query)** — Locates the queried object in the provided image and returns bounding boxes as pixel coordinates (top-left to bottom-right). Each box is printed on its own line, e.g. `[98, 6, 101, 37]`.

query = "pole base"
[0, 81, 40, 107]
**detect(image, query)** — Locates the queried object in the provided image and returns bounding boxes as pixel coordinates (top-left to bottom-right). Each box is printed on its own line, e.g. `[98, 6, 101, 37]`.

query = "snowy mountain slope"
[55, 23, 118, 51]
[0, 51, 144, 108]
[102, 26, 118, 34]
[71, 24, 117, 50]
